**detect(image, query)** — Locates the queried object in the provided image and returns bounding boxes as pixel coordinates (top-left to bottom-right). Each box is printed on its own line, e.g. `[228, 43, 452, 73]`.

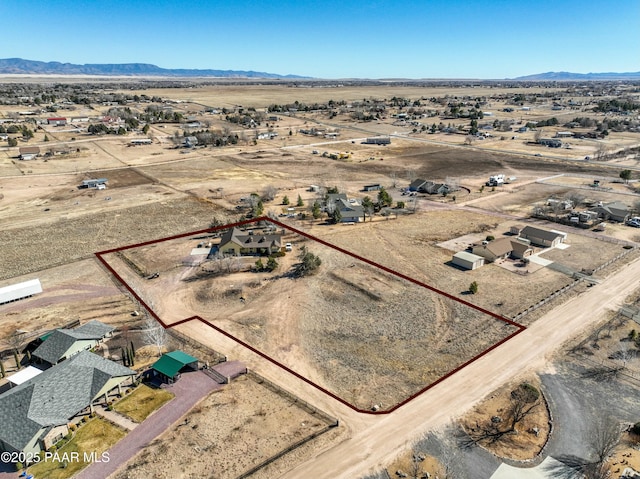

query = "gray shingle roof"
[32, 329, 96, 365]
[219, 227, 282, 250]
[75, 320, 115, 338]
[32, 321, 113, 365]
[0, 351, 135, 451]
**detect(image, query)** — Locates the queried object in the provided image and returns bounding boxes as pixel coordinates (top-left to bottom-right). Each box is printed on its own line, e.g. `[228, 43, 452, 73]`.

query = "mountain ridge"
[0, 58, 308, 79]
[512, 71, 640, 81]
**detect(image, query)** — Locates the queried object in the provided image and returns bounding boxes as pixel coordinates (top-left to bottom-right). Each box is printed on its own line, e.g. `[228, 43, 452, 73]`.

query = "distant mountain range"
[0, 58, 307, 79]
[513, 71, 640, 81]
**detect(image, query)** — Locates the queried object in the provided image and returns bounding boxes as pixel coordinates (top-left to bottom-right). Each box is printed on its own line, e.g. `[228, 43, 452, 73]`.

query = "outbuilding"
[0, 278, 42, 305]
[452, 251, 485, 270]
[151, 350, 199, 384]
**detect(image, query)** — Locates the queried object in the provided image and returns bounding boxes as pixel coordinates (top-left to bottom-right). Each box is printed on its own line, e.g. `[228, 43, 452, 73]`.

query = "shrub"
[69, 423, 77, 432]
[485, 235, 495, 241]
[469, 281, 479, 294]
[15, 462, 23, 471]
[48, 445, 57, 453]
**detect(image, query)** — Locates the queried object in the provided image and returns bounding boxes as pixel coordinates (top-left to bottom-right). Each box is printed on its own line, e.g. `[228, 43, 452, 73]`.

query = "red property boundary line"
[95, 216, 526, 415]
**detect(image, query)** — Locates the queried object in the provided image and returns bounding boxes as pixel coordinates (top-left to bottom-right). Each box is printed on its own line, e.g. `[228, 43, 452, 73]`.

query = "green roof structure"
[151, 350, 198, 380]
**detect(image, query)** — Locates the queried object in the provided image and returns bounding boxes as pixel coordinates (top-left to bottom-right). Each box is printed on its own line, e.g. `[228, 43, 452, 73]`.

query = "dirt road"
[264, 255, 640, 478]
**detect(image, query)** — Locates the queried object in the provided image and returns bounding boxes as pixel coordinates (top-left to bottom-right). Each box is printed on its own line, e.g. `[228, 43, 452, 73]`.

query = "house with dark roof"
[0, 351, 135, 455]
[408, 179, 428, 192]
[519, 226, 565, 248]
[594, 201, 631, 223]
[150, 350, 198, 384]
[217, 227, 282, 256]
[335, 198, 365, 223]
[32, 320, 114, 366]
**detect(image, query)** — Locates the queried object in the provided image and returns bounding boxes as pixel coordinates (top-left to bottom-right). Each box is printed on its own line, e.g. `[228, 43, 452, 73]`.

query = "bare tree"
[144, 317, 167, 357]
[262, 185, 277, 202]
[534, 128, 543, 142]
[545, 417, 619, 479]
[564, 191, 585, 209]
[463, 383, 540, 445]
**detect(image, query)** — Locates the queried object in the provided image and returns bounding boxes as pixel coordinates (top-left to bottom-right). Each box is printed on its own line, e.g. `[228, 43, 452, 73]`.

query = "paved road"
[75, 370, 220, 479]
[272, 254, 640, 479]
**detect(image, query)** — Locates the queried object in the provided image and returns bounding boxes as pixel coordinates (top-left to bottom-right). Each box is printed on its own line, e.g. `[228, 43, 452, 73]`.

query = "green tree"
[266, 256, 278, 271]
[142, 124, 150, 134]
[377, 187, 392, 207]
[312, 201, 322, 219]
[294, 246, 322, 277]
[396, 201, 405, 209]
[8, 137, 17, 147]
[329, 208, 342, 224]
[469, 119, 478, 136]
[43, 135, 49, 142]
[296, 194, 304, 207]
[362, 196, 375, 221]
[255, 258, 264, 271]
[620, 169, 632, 183]
[469, 281, 478, 294]
[282, 195, 290, 205]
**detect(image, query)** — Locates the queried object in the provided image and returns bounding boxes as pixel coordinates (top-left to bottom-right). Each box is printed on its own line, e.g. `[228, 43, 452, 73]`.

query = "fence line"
[246, 369, 338, 426]
[235, 424, 336, 479]
[512, 280, 582, 322]
[166, 328, 227, 365]
[234, 370, 339, 479]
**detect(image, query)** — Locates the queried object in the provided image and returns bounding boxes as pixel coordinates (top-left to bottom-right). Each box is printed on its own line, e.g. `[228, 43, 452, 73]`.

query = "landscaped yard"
[113, 384, 174, 422]
[28, 417, 126, 479]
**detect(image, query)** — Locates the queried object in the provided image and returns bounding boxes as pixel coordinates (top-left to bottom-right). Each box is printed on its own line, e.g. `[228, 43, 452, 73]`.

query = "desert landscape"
[1, 76, 640, 479]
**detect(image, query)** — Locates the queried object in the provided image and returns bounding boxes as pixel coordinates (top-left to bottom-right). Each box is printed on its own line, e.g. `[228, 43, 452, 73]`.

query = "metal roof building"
[0, 279, 42, 305]
[151, 350, 198, 383]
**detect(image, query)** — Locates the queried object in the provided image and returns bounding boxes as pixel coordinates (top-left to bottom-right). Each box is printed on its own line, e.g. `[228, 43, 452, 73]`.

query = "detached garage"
[452, 251, 485, 270]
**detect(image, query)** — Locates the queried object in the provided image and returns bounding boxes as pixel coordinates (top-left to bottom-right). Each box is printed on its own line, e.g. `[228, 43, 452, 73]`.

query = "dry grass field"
[120, 85, 567, 109]
[0, 80, 639, 478]
[102, 218, 529, 410]
[113, 374, 338, 479]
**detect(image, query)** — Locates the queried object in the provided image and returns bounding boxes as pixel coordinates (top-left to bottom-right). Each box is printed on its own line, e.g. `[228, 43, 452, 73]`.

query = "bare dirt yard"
[102, 219, 522, 411]
[459, 375, 551, 461]
[113, 373, 340, 479]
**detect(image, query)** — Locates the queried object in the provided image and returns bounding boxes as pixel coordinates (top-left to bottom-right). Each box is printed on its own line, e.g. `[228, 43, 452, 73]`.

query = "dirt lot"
[113, 374, 339, 479]
[103, 220, 523, 410]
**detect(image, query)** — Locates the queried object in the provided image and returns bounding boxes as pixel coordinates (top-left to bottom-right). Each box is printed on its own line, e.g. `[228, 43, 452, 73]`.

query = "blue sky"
[3, 0, 639, 79]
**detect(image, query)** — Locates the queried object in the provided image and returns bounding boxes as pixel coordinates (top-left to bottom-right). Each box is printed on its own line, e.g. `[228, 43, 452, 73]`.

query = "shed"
[452, 252, 485, 270]
[151, 350, 199, 383]
[510, 225, 523, 235]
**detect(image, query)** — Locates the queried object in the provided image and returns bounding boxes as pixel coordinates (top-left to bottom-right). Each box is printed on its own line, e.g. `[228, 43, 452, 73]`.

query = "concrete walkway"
[94, 406, 138, 431]
[75, 370, 221, 479]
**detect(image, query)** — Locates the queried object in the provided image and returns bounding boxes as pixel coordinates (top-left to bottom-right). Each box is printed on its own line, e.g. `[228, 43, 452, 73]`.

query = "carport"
[150, 350, 199, 384]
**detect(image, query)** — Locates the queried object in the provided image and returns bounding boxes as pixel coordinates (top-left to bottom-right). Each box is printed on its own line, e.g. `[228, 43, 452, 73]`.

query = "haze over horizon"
[2, 0, 639, 79]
